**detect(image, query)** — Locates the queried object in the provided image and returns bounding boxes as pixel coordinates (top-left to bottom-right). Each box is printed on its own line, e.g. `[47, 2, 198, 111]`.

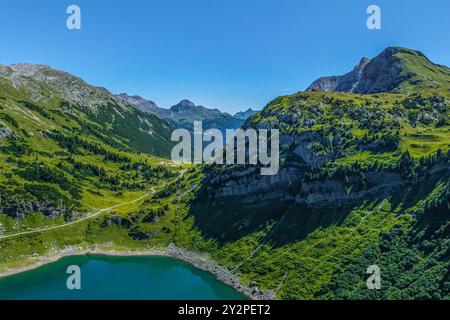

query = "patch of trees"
[142, 206, 168, 223]
[399, 149, 450, 179]
[67, 157, 107, 178]
[0, 138, 30, 156]
[358, 131, 400, 152]
[153, 183, 177, 199]
[305, 148, 450, 184]
[20, 100, 53, 120]
[0, 113, 18, 127]
[141, 165, 177, 180]
[49, 131, 131, 162]
[403, 94, 449, 114]
[319, 182, 450, 300]
[17, 161, 82, 199]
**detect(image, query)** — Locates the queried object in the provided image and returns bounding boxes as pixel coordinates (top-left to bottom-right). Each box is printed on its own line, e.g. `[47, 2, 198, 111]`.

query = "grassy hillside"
[0, 50, 449, 300]
[393, 48, 450, 93]
[0, 64, 177, 242]
[187, 86, 450, 299]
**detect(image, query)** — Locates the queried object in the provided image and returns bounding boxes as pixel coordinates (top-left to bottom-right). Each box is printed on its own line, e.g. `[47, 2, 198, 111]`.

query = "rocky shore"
[0, 243, 276, 300]
[166, 243, 276, 300]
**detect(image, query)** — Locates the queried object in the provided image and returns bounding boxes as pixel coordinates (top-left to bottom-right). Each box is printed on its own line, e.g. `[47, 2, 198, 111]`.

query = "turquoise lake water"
[0, 255, 246, 300]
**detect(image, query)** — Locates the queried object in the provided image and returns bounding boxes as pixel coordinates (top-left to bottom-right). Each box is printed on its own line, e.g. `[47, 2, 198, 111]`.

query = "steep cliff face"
[307, 47, 450, 94]
[184, 48, 450, 300]
[307, 58, 370, 93]
[192, 71, 449, 243]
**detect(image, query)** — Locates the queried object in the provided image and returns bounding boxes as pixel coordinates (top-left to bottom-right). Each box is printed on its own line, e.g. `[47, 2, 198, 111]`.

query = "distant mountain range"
[116, 93, 256, 132]
[234, 108, 257, 120]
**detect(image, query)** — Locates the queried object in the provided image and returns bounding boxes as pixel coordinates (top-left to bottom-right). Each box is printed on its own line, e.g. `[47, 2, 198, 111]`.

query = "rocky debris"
[142, 213, 159, 223]
[101, 217, 132, 228]
[128, 229, 154, 240]
[167, 243, 276, 300]
[0, 126, 14, 139]
[0, 198, 73, 219]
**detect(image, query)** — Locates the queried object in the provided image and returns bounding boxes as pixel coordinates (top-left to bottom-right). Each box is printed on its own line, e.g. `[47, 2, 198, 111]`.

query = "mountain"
[234, 108, 257, 120]
[117, 94, 246, 133]
[188, 47, 450, 299]
[0, 64, 173, 157]
[115, 93, 172, 118]
[0, 63, 179, 239]
[307, 47, 450, 94]
[1, 47, 449, 301]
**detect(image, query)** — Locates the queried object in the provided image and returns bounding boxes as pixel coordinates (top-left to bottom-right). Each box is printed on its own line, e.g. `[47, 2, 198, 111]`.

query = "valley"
[0, 47, 449, 300]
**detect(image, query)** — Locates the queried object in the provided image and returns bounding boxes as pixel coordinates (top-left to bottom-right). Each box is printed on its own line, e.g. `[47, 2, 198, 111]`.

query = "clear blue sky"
[0, 0, 449, 114]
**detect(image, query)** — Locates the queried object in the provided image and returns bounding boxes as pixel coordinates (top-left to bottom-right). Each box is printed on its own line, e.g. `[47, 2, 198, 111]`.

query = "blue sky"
[0, 0, 449, 114]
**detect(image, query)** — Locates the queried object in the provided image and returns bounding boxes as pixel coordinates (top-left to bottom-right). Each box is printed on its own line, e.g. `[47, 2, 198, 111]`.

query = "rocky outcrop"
[128, 229, 154, 240]
[209, 165, 405, 208]
[167, 244, 276, 300]
[234, 108, 257, 120]
[0, 126, 14, 139]
[115, 93, 172, 119]
[294, 171, 403, 207]
[308, 57, 370, 92]
[101, 217, 132, 228]
[0, 198, 79, 220]
[307, 47, 445, 94]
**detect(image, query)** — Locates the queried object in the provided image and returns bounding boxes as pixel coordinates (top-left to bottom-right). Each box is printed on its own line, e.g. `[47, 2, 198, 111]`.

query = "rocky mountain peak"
[0, 63, 113, 107]
[9, 63, 52, 75]
[234, 108, 257, 120]
[116, 93, 159, 110]
[306, 46, 448, 94]
[170, 99, 197, 112]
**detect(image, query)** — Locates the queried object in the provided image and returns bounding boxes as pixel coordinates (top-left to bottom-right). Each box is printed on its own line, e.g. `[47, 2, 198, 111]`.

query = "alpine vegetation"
[171, 121, 279, 175]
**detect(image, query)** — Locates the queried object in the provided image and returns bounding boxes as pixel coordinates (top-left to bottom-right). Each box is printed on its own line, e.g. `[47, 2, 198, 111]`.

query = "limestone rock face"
[308, 57, 370, 93]
[307, 47, 443, 94]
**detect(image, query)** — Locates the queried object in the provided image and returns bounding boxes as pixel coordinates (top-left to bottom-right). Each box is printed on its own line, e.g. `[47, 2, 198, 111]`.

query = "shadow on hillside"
[187, 173, 448, 249]
[188, 186, 385, 248]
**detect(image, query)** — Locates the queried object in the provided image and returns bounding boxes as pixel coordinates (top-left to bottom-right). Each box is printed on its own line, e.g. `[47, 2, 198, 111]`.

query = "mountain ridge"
[0, 63, 174, 157]
[116, 93, 253, 133]
[1, 46, 449, 301]
[307, 47, 450, 94]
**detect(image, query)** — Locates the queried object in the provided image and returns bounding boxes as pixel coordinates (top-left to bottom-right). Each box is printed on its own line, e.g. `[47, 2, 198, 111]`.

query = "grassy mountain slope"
[0, 48, 449, 300]
[0, 64, 173, 157]
[184, 48, 450, 299]
[0, 64, 178, 244]
[392, 48, 450, 93]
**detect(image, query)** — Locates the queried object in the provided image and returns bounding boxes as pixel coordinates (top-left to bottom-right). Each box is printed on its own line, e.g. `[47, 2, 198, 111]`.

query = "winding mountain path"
[0, 190, 154, 242]
[0, 168, 188, 242]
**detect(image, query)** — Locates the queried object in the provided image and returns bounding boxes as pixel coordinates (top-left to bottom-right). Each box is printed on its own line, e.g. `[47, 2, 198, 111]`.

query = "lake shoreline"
[0, 244, 275, 300]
